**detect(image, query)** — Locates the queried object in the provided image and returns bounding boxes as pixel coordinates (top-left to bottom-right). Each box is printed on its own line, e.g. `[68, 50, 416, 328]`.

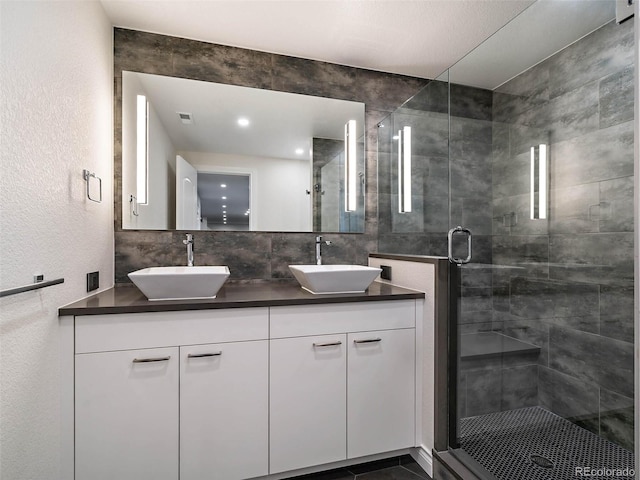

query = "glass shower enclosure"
[378, 1, 635, 479]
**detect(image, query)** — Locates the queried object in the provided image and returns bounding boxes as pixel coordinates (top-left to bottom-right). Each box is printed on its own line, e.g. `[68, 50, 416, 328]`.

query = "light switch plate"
[87, 271, 99, 292]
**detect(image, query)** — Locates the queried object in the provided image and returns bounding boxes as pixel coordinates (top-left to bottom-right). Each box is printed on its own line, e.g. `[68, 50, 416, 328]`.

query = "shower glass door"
[446, 2, 635, 479]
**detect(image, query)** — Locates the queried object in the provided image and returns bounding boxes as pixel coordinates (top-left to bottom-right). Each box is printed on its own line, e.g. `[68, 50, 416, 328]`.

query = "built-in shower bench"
[458, 332, 542, 419]
[460, 331, 540, 361]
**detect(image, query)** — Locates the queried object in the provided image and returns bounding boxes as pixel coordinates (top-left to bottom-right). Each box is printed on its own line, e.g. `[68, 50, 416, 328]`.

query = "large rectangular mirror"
[122, 71, 366, 232]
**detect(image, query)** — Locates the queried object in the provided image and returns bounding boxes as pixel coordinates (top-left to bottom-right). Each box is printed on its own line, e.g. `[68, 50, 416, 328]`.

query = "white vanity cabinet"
[347, 328, 416, 458]
[270, 334, 348, 473]
[75, 347, 179, 480]
[70, 298, 418, 480]
[180, 340, 269, 480]
[269, 300, 417, 473]
[73, 308, 269, 480]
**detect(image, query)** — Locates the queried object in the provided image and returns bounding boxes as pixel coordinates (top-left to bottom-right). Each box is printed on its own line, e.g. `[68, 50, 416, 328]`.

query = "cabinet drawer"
[270, 300, 415, 338]
[75, 308, 269, 353]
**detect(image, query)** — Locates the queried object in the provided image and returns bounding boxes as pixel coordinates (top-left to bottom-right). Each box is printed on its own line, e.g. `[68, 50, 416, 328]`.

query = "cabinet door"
[270, 334, 347, 473]
[180, 341, 268, 480]
[75, 347, 178, 480]
[347, 329, 415, 458]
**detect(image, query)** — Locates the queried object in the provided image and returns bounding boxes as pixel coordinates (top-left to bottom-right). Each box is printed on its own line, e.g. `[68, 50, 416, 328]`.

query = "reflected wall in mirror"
[122, 71, 366, 232]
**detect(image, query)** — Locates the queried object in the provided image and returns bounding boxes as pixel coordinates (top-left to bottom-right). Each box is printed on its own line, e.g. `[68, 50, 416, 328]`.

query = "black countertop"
[59, 281, 424, 316]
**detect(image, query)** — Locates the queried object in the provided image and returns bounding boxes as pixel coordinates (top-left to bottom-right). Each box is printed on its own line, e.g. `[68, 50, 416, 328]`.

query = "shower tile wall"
[491, 19, 635, 450]
[113, 28, 428, 282]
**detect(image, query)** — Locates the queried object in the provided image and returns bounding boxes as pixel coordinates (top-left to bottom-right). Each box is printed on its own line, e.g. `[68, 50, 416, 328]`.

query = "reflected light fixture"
[237, 118, 250, 127]
[398, 126, 412, 213]
[345, 119, 357, 212]
[530, 144, 548, 220]
[295, 148, 304, 155]
[136, 94, 148, 204]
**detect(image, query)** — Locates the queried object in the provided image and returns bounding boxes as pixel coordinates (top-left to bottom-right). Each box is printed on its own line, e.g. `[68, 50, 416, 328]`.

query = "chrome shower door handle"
[448, 226, 472, 265]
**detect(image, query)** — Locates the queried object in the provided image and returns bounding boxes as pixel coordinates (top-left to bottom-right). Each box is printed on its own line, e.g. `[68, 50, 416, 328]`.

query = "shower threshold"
[458, 406, 634, 480]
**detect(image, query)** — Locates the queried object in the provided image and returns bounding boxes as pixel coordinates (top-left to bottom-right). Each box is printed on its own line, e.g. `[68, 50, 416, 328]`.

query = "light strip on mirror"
[530, 143, 548, 220]
[345, 119, 357, 212]
[136, 95, 148, 205]
[398, 126, 412, 213]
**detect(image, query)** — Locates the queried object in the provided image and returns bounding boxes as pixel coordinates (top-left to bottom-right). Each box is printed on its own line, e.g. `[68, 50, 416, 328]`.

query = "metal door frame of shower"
[633, 0, 639, 473]
[431, 261, 496, 480]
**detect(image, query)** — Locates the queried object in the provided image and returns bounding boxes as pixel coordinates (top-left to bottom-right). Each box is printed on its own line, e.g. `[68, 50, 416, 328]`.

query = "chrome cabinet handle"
[354, 338, 382, 344]
[448, 226, 472, 265]
[132, 356, 170, 363]
[187, 352, 222, 358]
[313, 341, 342, 347]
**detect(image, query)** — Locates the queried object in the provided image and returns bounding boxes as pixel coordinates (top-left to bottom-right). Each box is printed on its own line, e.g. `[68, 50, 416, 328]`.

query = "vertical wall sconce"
[136, 94, 149, 205]
[530, 143, 547, 219]
[345, 119, 357, 212]
[398, 126, 412, 213]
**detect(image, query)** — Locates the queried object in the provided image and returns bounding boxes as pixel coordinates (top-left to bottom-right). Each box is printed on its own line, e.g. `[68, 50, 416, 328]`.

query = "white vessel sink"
[128, 266, 230, 301]
[289, 265, 382, 294]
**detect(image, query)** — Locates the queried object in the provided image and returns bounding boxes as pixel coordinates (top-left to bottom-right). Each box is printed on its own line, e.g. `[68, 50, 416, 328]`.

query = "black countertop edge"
[369, 253, 449, 264]
[58, 282, 424, 317]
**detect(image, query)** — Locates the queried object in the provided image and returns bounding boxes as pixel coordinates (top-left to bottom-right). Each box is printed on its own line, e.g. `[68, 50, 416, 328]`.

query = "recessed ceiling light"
[223, 210, 227, 214]
[221, 196, 227, 200]
[222, 205, 227, 208]
[295, 148, 304, 155]
[237, 118, 249, 127]
[220, 184, 227, 188]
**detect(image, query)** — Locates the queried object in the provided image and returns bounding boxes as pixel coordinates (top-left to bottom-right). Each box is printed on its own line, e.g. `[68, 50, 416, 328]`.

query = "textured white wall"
[0, 2, 113, 479]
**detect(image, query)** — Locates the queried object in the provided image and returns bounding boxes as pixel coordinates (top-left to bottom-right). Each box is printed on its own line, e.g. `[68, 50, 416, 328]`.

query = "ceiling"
[100, 0, 536, 80]
[130, 71, 364, 161]
[449, 0, 616, 90]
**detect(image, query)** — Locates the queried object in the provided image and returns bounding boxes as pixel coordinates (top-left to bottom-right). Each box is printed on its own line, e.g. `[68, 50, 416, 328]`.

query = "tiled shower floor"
[459, 406, 635, 480]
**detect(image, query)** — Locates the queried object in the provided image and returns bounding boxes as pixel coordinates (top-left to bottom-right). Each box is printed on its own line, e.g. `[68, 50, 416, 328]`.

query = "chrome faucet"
[183, 233, 194, 266]
[315, 235, 332, 265]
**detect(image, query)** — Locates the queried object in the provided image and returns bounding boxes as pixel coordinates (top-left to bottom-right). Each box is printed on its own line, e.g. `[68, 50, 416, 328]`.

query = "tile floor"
[283, 455, 432, 480]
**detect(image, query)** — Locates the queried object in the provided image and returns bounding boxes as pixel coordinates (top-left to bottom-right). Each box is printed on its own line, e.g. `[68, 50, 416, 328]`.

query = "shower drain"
[530, 454, 554, 469]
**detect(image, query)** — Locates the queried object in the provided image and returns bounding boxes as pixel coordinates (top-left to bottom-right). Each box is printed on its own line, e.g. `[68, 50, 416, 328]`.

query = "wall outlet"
[380, 265, 392, 281]
[87, 271, 99, 292]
